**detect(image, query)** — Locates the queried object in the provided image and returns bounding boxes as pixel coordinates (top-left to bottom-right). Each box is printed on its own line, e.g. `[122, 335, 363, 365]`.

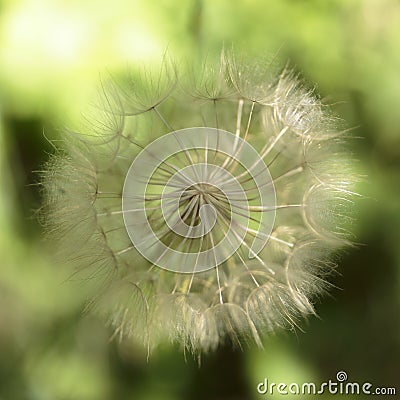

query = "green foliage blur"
[0, 0, 399, 399]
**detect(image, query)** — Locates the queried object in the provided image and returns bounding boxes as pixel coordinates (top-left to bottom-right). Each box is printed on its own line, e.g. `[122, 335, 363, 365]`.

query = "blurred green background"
[0, 0, 399, 399]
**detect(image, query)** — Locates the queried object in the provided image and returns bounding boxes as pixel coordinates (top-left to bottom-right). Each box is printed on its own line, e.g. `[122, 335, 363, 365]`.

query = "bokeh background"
[1, 0, 399, 399]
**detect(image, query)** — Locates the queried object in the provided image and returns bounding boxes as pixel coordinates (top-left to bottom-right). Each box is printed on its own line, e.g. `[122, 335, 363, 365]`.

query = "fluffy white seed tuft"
[40, 52, 359, 355]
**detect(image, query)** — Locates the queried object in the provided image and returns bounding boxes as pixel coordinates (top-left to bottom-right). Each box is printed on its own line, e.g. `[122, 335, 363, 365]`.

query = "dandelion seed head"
[41, 52, 359, 354]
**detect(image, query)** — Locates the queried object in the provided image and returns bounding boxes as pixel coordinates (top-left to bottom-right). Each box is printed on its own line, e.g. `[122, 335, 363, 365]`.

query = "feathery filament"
[41, 53, 358, 354]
